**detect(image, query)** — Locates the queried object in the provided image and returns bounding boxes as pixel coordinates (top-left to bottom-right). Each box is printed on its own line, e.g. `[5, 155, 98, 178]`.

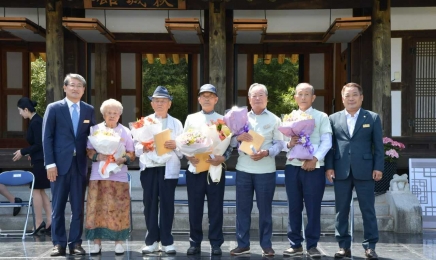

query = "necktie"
[72, 103, 79, 136]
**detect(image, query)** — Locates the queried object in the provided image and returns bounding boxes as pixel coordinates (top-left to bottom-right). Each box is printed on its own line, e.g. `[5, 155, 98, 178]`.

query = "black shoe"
[44, 225, 51, 236]
[187, 246, 201, 255]
[307, 247, 322, 258]
[69, 245, 86, 255]
[230, 247, 250, 256]
[50, 245, 66, 256]
[335, 248, 351, 258]
[365, 248, 379, 260]
[30, 221, 46, 235]
[211, 246, 222, 255]
[13, 198, 22, 216]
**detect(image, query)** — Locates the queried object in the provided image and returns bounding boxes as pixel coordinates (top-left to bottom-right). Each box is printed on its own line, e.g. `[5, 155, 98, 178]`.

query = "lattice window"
[414, 41, 436, 133]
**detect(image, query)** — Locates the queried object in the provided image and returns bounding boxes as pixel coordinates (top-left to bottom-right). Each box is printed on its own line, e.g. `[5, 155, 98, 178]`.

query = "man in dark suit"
[325, 83, 383, 260]
[43, 74, 95, 256]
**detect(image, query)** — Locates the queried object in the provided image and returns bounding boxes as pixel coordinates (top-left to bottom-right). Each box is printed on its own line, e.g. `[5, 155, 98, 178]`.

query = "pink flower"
[383, 137, 405, 162]
[385, 149, 399, 158]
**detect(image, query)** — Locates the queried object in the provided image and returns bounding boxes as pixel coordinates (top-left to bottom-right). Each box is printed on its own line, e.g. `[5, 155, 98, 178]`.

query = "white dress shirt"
[345, 109, 361, 137]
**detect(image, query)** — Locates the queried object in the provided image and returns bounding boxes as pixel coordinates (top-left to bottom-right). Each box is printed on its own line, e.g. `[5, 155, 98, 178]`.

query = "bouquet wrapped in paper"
[279, 111, 315, 160]
[223, 106, 249, 136]
[208, 120, 233, 183]
[176, 125, 214, 173]
[176, 125, 213, 157]
[88, 127, 125, 178]
[129, 117, 172, 166]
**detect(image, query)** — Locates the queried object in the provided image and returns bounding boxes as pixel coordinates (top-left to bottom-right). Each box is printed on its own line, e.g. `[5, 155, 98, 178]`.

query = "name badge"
[83, 120, 90, 123]
[363, 124, 370, 128]
[263, 124, 271, 129]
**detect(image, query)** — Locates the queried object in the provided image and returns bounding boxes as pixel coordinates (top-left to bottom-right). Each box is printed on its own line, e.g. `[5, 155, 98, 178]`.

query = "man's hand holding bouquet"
[207, 119, 233, 183]
[88, 127, 126, 178]
[176, 125, 214, 173]
[130, 116, 171, 166]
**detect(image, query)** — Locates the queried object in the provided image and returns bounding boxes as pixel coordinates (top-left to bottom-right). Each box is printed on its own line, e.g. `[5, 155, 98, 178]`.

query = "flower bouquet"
[279, 110, 315, 160]
[129, 117, 171, 167]
[176, 126, 214, 173]
[88, 127, 125, 178]
[383, 137, 405, 162]
[208, 120, 233, 183]
[223, 106, 249, 136]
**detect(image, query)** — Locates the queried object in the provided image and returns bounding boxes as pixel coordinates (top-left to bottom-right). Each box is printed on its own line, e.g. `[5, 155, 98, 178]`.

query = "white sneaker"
[141, 241, 159, 254]
[115, 243, 124, 254]
[90, 244, 102, 254]
[162, 244, 176, 254]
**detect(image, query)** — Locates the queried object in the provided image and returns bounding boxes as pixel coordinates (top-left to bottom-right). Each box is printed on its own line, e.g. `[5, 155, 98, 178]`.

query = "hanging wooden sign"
[84, 0, 186, 10]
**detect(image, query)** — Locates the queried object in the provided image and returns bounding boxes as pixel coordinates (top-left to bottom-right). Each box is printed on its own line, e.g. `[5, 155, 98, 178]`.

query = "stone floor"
[0, 230, 435, 259]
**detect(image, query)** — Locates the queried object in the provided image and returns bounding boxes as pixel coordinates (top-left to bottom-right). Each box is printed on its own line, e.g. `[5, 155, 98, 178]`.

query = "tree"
[142, 58, 189, 123]
[253, 57, 299, 116]
[30, 57, 47, 116]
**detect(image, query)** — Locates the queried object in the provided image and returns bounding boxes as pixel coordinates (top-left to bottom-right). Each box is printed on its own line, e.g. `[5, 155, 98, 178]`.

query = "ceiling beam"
[2, 0, 436, 9]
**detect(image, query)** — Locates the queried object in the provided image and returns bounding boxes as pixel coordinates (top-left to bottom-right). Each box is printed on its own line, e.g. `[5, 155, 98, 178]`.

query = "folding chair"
[0, 170, 35, 239]
[127, 172, 133, 233]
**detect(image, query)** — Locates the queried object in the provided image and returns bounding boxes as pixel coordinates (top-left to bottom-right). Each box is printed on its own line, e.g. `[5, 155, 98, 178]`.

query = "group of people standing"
[9, 72, 383, 260]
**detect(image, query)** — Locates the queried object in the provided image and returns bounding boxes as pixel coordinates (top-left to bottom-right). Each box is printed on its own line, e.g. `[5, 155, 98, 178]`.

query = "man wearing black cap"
[183, 84, 233, 256]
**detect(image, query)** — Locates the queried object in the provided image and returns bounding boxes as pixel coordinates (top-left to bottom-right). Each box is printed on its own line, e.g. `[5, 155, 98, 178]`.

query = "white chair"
[0, 170, 35, 239]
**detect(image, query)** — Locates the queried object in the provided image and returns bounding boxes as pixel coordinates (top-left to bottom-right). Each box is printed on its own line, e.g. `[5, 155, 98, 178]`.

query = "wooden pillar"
[45, 0, 64, 103]
[372, 0, 391, 136]
[209, 1, 226, 114]
[94, 44, 108, 123]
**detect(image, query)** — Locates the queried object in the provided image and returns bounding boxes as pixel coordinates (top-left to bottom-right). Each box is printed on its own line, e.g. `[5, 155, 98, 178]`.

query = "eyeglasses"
[67, 84, 84, 89]
[199, 94, 216, 99]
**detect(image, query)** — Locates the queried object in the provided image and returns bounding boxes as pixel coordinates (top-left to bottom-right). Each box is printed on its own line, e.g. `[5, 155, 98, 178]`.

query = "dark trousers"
[235, 170, 276, 249]
[285, 165, 326, 249]
[334, 170, 378, 249]
[186, 168, 225, 247]
[50, 156, 86, 249]
[140, 167, 178, 246]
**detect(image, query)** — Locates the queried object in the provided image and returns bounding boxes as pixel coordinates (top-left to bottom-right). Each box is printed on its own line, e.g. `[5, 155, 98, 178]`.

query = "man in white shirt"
[325, 83, 383, 260]
[282, 83, 332, 258]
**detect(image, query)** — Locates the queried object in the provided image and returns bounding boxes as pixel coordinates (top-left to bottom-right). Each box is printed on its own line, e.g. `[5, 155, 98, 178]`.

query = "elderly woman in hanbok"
[136, 86, 183, 255]
[85, 99, 135, 255]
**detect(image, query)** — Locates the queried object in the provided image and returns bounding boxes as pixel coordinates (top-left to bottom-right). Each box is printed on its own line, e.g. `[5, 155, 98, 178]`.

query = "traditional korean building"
[0, 0, 435, 173]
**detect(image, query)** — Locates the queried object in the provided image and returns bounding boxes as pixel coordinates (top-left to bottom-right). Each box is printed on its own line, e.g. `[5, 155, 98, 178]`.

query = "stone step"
[0, 186, 390, 216]
[0, 212, 394, 234]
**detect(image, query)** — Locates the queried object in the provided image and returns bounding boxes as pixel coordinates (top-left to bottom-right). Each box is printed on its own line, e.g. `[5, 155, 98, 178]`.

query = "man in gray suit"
[325, 83, 383, 260]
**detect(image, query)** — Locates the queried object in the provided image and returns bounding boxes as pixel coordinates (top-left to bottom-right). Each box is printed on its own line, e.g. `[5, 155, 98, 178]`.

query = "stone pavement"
[0, 230, 435, 259]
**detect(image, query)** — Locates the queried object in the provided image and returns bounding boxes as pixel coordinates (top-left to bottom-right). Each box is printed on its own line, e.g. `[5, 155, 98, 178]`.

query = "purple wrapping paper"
[279, 119, 316, 160]
[224, 106, 249, 135]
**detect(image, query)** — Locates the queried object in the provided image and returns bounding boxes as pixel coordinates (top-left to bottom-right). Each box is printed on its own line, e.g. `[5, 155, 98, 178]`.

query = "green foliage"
[253, 58, 299, 116]
[142, 58, 189, 123]
[30, 57, 47, 116]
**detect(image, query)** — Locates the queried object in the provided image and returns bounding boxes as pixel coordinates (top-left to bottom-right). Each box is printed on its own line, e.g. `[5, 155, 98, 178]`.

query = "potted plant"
[375, 137, 405, 192]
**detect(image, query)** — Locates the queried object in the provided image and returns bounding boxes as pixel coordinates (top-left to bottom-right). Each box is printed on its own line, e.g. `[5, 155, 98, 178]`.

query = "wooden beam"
[372, 0, 392, 136]
[172, 54, 180, 64]
[278, 54, 285, 64]
[146, 54, 154, 64]
[159, 54, 167, 64]
[45, 0, 64, 103]
[264, 54, 272, 64]
[209, 1, 226, 114]
[94, 43, 107, 123]
[263, 33, 324, 43]
[3, 0, 436, 9]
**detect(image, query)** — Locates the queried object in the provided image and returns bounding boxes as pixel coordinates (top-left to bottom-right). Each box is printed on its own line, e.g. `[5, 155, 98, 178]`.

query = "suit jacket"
[21, 113, 44, 165]
[325, 108, 384, 180]
[43, 98, 95, 176]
